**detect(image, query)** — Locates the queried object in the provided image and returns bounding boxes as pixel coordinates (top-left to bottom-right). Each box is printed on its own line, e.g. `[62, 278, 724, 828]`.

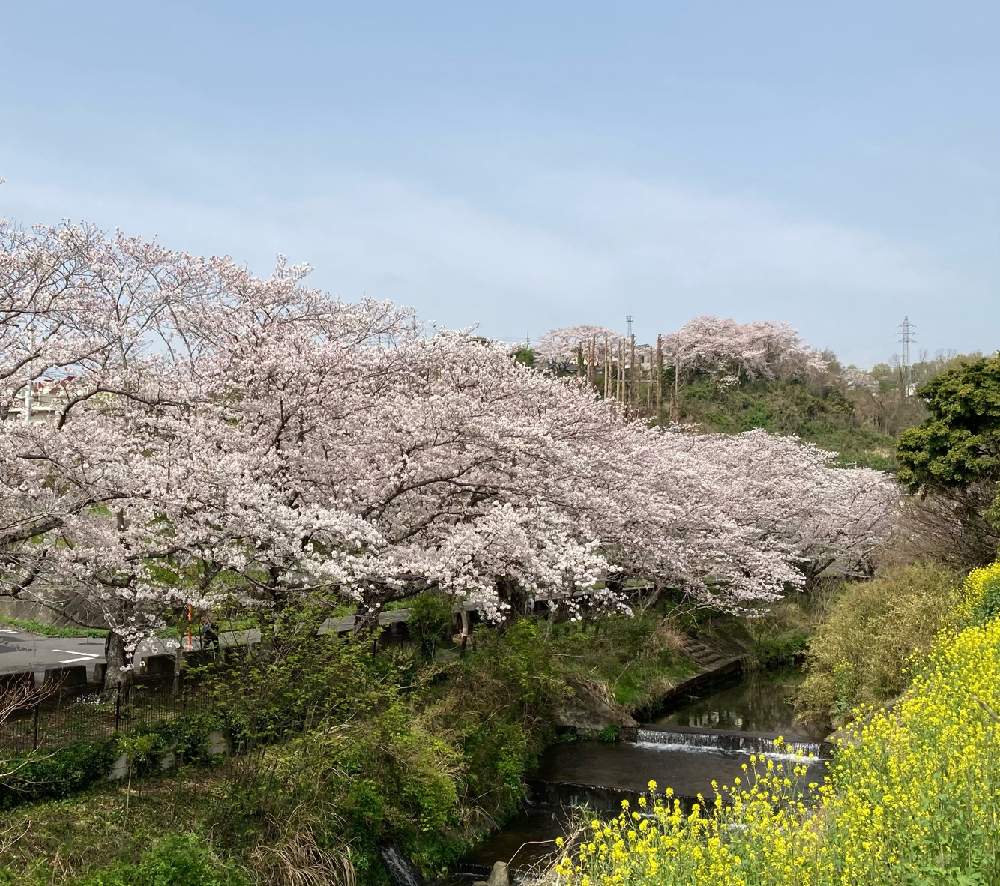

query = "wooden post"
[603, 337, 610, 399]
[655, 335, 665, 426]
[645, 347, 652, 413]
[618, 339, 625, 405]
[672, 350, 681, 423]
[587, 337, 596, 387]
[576, 343, 584, 378]
[629, 334, 637, 412]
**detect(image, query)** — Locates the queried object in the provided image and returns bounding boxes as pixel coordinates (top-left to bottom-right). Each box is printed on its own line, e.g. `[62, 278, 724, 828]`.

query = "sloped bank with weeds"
[0, 602, 695, 885]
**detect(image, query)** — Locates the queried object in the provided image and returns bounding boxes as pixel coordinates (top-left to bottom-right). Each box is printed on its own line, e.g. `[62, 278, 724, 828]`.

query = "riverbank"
[0, 603, 712, 884]
[453, 662, 823, 880]
[545, 563, 1000, 886]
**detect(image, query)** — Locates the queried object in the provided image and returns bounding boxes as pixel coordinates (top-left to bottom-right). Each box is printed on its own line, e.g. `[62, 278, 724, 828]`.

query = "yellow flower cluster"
[553, 562, 1000, 885]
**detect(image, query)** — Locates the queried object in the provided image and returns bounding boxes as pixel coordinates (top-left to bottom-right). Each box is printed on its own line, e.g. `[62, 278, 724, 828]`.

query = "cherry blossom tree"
[660, 315, 828, 383]
[300, 335, 896, 613]
[532, 325, 619, 365]
[1, 220, 898, 687]
[652, 429, 898, 585]
[0, 220, 409, 681]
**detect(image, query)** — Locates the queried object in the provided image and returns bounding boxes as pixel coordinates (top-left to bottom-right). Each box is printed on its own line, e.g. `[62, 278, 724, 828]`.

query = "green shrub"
[76, 833, 247, 886]
[115, 712, 224, 776]
[408, 591, 455, 660]
[796, 562, 963, 725]
[0, 740, 116, 809]
[194, 605, 400, 747]
[0, 712, 226, 811]
[208, 705, 463, 880]
[971, 567, 1000, 625]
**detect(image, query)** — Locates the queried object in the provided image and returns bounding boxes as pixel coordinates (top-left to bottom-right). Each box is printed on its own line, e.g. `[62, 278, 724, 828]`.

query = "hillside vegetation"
[679, 377, 897, 470]
[532, 318, 982, 471]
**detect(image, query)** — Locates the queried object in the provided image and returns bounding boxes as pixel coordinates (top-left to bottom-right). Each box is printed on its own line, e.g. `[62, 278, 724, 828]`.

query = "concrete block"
[43, 665, 87, 689]
[108, 753, 129, 781]
[207, 730, 230, 758]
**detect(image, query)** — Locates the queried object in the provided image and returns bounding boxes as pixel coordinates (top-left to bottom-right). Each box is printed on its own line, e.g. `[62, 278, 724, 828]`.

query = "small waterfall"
[378, 843, 425, 886]
[635, 728, 825, 761]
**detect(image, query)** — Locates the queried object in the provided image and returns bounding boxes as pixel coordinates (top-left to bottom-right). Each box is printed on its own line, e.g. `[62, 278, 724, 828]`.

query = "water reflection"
[652, 667, 820, 738]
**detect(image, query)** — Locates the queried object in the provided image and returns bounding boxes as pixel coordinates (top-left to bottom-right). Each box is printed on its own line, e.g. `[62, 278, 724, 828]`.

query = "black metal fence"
[0, 676, 202, 755]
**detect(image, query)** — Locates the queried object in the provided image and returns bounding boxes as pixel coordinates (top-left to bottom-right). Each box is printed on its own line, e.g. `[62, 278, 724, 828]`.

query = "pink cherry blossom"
[1, 221, 897, 683]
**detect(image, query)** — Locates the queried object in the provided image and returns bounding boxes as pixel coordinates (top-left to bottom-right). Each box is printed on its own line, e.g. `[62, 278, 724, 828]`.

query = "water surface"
[451, 667, 826, 880]
[651, 667, 822, 739]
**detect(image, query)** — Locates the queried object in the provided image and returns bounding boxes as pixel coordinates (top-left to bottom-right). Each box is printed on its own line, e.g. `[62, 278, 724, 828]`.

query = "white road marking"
[0, 629, 18, 634]
[52, 650, 100, 664]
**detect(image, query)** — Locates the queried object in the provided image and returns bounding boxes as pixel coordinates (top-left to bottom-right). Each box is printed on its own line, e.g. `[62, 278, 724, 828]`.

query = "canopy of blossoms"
[532, 325, 620, 364]
[660, 315, 828, 381]
[0, 221, 897, 681]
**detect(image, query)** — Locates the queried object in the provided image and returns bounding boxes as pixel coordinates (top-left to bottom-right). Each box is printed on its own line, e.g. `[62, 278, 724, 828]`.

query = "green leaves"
[898, 355, 1000, 492]
[76, 834, 247, 886]
[0, 741, 117, 809]
[797, 563, 964, 726]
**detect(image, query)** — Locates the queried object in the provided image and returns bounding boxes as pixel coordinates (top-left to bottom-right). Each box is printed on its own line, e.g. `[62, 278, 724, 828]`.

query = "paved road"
[0, 609, 414, 678]
[0, 630, 181, 681]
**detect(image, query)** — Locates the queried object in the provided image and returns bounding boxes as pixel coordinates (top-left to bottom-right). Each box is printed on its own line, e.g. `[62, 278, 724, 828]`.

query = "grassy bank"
[0, 615, 107, 639]
[0, 605, 696, 885]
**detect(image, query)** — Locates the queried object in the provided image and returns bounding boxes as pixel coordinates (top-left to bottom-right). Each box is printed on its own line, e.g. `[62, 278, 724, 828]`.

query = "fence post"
[114, 685, 121, 733]
[32, 702, 39, 750]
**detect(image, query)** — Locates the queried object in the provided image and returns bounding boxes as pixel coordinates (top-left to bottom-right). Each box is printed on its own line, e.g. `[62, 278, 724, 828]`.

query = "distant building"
[5, 377, 78, 424]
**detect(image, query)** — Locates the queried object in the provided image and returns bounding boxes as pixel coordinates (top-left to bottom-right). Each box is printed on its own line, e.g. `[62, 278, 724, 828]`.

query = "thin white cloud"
[0, 168, 970, 365]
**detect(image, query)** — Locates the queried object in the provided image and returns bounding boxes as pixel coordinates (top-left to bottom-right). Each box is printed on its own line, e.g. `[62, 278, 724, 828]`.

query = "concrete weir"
[452, 660, 825, 881]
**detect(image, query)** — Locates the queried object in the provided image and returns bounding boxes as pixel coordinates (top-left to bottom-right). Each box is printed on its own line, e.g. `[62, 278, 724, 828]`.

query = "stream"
[452, 667, 828, 880]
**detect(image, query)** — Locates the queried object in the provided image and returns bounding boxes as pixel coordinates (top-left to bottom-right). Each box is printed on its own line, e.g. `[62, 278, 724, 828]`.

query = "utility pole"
[898, 316, 916, 396]
[625, 315, 637, 412]
[655, 334, 664, 426]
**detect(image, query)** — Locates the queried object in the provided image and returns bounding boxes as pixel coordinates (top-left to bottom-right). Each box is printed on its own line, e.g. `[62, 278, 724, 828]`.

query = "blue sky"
[1, 1, 997, 366]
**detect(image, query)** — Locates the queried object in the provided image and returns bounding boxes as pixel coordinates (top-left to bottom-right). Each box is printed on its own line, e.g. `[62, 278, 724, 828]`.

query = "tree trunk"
[496, 577, 530, 623]
[103, 631, 134, 693]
